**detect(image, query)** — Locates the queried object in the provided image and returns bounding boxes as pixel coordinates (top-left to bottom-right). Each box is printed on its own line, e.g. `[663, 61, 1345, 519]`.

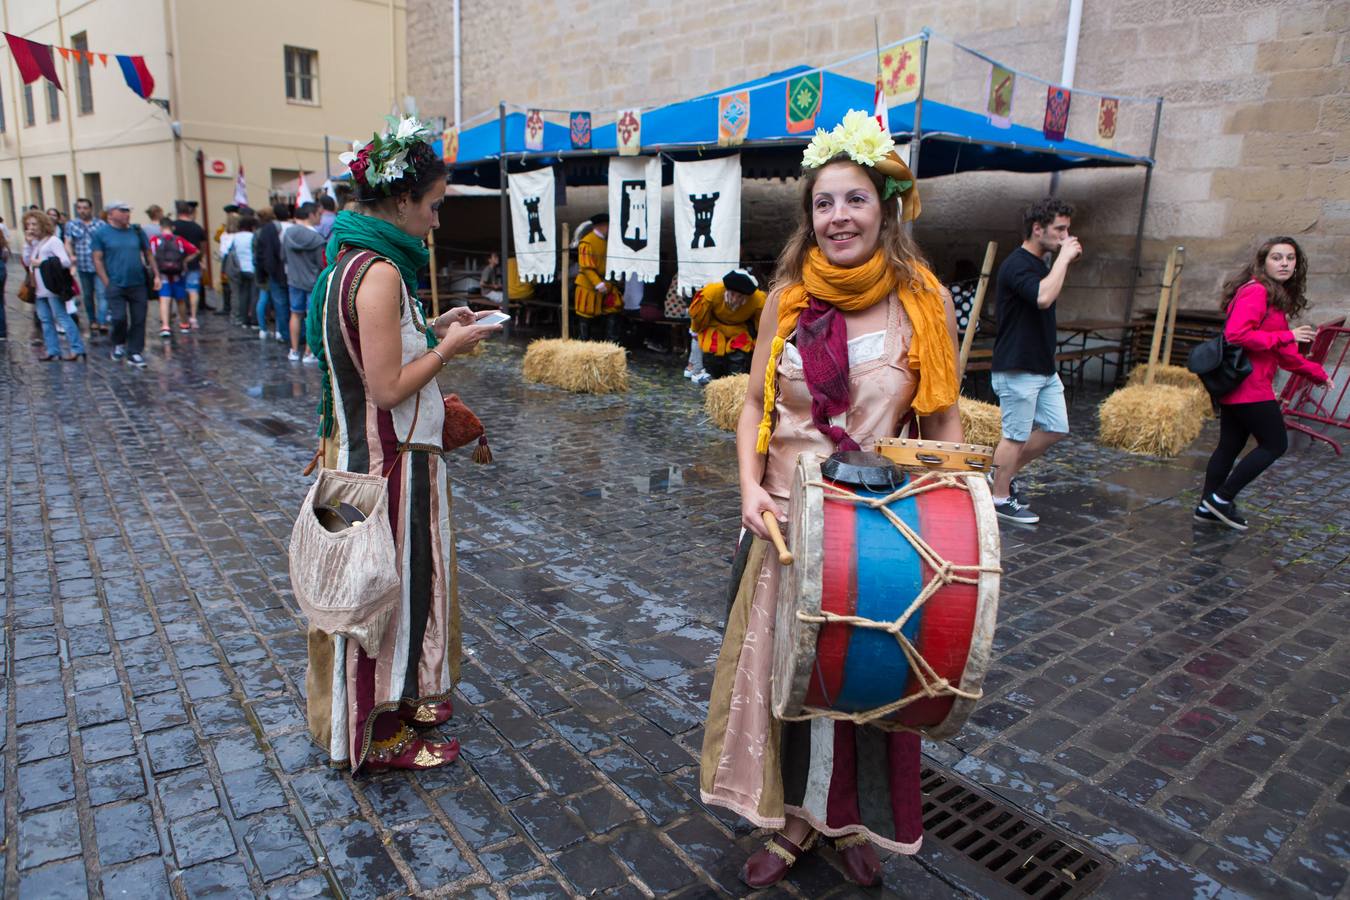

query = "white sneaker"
[693, 372, 712, 386]
[302, 352, 318, 365]
[287, 349, 301, 362]
[259, 329, 269, 340]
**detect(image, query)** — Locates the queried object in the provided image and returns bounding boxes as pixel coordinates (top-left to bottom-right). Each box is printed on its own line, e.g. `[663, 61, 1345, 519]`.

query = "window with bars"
[284, 46, 320, 105]
[73, 32, 94, 114]
[52, 175, 69, 214]
[22, 84, 34, 127]
[84, 173, 103, 214]
[29, 177, 44, 210]
[46, 80, 60, 122]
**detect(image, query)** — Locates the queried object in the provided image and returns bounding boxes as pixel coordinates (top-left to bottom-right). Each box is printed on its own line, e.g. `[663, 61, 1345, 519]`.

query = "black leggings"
[1202, 400, 1289, 501]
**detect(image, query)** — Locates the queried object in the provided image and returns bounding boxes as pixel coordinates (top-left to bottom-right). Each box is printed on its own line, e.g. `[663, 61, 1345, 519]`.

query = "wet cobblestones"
[2, 306, 1347, 898]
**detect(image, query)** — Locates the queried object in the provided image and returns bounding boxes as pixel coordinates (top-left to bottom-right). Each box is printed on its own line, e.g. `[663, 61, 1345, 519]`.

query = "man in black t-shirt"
[173, 201, 210, 318]
[989, 198, 1082, 524]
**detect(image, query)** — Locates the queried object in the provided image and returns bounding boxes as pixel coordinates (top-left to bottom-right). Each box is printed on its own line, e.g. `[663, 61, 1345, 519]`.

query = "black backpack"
[155, 236, 186, 276]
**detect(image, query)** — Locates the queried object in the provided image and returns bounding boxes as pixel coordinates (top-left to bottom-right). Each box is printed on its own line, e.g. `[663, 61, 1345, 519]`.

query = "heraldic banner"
[673, 154, 741, 296]
[1043, 86, 1071, 142]
[718, 92, 749, 147]
[987, 64, 1015, 128]
[616, 108, 642, 156]
[606, 156, 663, 283]
[509, 167, 557, 283]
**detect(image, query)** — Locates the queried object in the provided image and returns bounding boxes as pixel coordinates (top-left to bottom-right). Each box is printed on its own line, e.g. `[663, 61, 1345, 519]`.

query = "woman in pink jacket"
[1198, 237, 1332, 530]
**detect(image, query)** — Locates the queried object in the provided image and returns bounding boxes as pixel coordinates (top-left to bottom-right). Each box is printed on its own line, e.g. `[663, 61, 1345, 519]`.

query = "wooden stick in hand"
[761, 511, 793, 566]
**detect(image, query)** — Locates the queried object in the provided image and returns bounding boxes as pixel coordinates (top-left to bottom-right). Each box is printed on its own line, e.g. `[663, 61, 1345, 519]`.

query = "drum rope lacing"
[781, 471, 1002, 728]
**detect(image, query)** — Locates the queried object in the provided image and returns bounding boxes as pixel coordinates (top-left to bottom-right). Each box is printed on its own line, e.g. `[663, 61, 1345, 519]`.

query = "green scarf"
[307, 209, 435, 438]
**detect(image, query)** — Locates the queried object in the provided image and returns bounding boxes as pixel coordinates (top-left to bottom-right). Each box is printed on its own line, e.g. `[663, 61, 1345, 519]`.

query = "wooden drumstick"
[761, 511, 794, 566]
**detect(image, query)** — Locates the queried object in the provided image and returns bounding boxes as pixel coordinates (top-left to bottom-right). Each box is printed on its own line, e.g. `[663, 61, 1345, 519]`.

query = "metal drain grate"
[921, 766, 1113, 899]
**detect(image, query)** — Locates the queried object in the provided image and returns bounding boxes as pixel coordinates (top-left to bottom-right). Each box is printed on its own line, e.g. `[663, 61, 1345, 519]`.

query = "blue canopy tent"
[453, 35, 1162, 322]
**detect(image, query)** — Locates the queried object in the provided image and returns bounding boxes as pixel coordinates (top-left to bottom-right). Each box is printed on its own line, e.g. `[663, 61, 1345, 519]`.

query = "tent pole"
[498, 101, 510, 335]
[1120, 96, 1164, 372]
[906, 31, 930, 235]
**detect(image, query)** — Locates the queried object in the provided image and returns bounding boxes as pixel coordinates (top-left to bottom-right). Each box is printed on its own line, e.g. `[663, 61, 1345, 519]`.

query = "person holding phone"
[303, 116, 502, 774]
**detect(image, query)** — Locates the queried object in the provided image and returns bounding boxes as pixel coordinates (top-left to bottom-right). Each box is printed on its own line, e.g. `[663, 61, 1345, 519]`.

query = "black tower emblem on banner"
[523, 197, 546, 244]
[620, 180, 648, 252]
[689, 193, 719, 249]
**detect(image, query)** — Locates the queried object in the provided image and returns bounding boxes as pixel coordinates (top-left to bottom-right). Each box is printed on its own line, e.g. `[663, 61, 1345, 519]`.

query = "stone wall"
[410, 0, 1350, 322]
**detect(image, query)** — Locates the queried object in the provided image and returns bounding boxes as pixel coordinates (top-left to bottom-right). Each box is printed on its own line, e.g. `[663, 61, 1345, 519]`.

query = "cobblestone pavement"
[2, 302, 1347, 899]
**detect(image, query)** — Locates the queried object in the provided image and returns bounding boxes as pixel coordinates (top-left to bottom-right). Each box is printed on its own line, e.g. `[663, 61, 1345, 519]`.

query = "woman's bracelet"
[429, 346, 449, 367]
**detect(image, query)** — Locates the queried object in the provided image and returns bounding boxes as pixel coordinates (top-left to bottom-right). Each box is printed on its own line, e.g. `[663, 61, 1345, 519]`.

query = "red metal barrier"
[1280, 324, 1350, 455]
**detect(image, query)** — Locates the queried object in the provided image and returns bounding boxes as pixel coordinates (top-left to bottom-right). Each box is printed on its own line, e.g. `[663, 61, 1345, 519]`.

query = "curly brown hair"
[1221, 236, 1308, 318]
[771, 155, 929, 296]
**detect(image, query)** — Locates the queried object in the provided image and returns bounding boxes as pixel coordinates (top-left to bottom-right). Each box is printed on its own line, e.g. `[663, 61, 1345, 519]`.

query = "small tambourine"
[874, 438, 994, 473]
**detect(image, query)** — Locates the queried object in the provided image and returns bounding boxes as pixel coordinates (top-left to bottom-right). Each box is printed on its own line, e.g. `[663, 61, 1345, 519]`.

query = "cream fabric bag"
[289, 468, 400, 656]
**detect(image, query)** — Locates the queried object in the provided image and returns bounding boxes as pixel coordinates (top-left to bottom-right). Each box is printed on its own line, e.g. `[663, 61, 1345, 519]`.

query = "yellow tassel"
[471, 436, 493, 464]
[756, 335, 784, 453]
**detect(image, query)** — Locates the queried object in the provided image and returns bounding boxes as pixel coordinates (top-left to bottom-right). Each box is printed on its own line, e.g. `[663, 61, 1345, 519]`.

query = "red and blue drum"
[771, 449, 1000, 740]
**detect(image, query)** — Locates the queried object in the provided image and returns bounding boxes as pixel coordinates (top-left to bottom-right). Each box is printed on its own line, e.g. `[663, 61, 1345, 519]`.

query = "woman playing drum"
[699, 111, 963, 888]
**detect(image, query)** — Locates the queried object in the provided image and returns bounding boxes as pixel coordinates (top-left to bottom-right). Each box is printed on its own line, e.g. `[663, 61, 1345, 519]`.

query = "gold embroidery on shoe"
[413, 704, 439, 723]
[765, 839, 798, 865]
[413, 745, 447, 768]
[835, 833, 871, 850]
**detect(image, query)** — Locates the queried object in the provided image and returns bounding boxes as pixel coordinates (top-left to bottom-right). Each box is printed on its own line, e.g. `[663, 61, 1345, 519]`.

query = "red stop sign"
[210, 159, 226, 175]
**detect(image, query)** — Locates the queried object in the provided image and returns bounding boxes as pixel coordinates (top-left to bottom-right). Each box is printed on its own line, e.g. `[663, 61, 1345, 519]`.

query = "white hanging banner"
[509, 167, 557, 283]
[606, 156, 662, 283]
[674, 154, 741, 296]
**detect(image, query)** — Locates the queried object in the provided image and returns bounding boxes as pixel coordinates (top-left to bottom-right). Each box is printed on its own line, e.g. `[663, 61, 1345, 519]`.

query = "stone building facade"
[410, 0, 1349, 322]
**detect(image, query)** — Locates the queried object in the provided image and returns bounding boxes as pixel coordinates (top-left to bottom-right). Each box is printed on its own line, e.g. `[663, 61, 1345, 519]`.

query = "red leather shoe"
[740, 830, 817, 889]
[834, 833, 883, 887]
[363, 725, 460, 773]
[399, 698, 454, 728]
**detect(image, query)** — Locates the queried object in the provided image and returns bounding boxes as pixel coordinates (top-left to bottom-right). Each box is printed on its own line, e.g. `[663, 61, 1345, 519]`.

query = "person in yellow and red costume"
[573, 214, 621, 340]
[688, 268, 766, 378]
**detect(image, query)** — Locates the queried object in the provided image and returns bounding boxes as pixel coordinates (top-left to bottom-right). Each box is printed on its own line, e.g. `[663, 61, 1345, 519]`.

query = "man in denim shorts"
[989, 198, 1082, 524]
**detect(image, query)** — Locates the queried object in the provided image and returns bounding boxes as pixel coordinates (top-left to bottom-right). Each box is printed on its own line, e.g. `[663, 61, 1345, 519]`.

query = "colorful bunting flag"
[57, 46, 69, 60]
[524, 108, 544, 152]
[1097, 97, 1119, 146]
[1043, 86, 1071, 142]
[873, 76, 889, 133]
[616, 108, 642, 156]
[786, 71, 822, 134]
[441, 128, 459, 164]
[880, 39, 922, 104]
[717, 92, 749, 147]
[569, 111, 591, 149]
[4, 33, 62, 88]
[986, 64, 1014, 128]
[98, 53, 108, 67]
[115, 54, 154, 99]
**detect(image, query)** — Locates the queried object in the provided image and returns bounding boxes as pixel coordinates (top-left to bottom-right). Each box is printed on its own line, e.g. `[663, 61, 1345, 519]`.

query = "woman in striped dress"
[305, 118, 501, 772]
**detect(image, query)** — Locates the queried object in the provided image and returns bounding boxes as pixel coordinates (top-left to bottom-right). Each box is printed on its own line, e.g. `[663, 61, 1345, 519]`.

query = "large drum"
[771, 447, 1000, 740]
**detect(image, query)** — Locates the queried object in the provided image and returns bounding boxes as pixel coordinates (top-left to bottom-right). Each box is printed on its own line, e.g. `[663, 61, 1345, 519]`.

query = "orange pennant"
[98, 52, 108, 66]
[58, 46, 70, 60]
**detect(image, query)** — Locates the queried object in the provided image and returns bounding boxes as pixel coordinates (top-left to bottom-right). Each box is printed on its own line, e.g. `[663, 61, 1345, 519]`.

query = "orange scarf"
[756, 247, 957, 452]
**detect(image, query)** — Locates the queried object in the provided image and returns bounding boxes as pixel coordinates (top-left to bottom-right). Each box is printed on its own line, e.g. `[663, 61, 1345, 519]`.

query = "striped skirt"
[305, 448, 461, 771]
[699, 538, 923, 852]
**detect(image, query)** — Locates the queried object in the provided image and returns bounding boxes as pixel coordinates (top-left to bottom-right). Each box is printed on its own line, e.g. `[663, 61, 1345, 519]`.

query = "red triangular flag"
[98, 52, 108, 67]
[4, 33, 41, 84]
[58, 46, 69, 60]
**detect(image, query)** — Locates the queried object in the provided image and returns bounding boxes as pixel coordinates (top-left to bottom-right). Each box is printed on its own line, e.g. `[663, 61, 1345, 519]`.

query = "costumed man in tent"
[573, 214, 621, 340]
[688, 268, 766, 378]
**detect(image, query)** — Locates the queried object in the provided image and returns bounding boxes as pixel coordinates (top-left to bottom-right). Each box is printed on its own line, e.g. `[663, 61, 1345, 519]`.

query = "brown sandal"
[740, 830, 818, 888]
[834, 833, 883, 886]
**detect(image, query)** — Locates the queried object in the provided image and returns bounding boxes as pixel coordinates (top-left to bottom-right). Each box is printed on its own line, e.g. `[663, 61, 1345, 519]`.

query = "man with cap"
[687, 268, 766, 379]
[573, 214, 621, 341]
[173, 200, 210, 319]
[92, 200, 161, 368]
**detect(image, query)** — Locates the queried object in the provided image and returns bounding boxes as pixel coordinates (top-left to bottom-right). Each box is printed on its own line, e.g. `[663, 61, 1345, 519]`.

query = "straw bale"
[522, 338, 628, 394]
[1097, 384, 1205, 457]
[1126, 364, 1212, 419]
[705, 374, 750, 432]
[959, 397, 1003, 448]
